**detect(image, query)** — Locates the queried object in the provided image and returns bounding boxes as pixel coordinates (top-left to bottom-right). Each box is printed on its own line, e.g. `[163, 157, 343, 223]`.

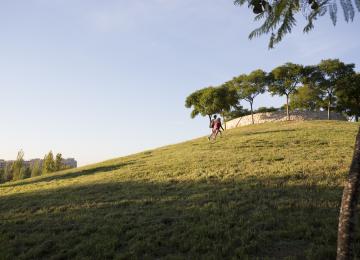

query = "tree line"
[185, 58, 360, 125]
[0, 150, 70, 183]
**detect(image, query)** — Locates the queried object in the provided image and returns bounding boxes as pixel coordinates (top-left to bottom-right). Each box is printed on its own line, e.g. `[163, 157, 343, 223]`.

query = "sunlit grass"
[0, 120, 359, 259]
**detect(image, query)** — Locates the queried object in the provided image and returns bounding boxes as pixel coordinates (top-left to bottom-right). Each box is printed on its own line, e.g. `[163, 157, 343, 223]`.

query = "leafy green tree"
[3, 162, 13, 182]
[336, 73, 360, 122]
[318, 59, 355, 120]
[268, 63, 303, 120]
[289, 85, 322, 111]
[231, 69, 267, 124]
[31, 160, 42, 177]
[233, 0, 360, 48]
[12, 150, 25, 181]
[185, 87, 216, 122]
[55, 153, 64, 171]
[216, 84, 239, 128]
[0, 168, 4, 183]
[305, 59, 355, 119]
[43, 151, 55, 174]
[185, 86, 238, 123]
[19, 166, 31, 180]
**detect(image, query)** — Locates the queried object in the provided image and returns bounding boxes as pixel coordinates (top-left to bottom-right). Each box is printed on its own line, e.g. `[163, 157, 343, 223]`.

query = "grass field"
[1, 120, 359, 259]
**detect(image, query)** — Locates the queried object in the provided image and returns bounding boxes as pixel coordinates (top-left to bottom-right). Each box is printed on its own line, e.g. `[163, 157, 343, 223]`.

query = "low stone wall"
[225, 111, 347, 129]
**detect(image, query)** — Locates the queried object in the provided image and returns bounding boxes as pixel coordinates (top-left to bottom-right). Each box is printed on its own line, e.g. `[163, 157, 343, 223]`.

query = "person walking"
[208, 115, 217, 140]
[208, 116, 224, 141]
[209, 115, 217, 128]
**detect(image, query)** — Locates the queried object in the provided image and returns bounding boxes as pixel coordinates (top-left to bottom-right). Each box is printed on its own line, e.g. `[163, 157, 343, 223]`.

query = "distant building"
[24, 159, 42, 168]
[62, 158, 77, 168]
[0, 160, 6, 169]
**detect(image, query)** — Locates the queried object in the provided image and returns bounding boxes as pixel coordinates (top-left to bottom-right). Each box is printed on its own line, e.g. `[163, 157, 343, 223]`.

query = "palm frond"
[329, 2, 338, 25]
[234, 0, 248, 6]
[272, 6, 297, 45]
[254, 12, 266, 21]
[303, 17, 315, 32]
[355, 0, 360, 11]
[236, 0, 359, 48]
[340, 0, 355, 21]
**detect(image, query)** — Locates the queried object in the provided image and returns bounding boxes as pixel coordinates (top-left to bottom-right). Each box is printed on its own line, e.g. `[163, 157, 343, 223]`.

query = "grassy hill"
[1, 121, 359, 259]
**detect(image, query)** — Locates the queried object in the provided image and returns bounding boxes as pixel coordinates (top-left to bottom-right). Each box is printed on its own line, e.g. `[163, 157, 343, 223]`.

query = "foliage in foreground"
[233, 0, 360, 48]
[0, 121, 359, 259]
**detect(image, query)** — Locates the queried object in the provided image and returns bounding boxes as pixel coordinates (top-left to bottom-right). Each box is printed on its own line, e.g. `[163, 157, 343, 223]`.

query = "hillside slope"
[1, 121, 359, 259]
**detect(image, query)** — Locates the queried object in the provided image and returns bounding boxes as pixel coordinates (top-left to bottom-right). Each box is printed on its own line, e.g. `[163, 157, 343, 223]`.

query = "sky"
[0, 0, 359, 166]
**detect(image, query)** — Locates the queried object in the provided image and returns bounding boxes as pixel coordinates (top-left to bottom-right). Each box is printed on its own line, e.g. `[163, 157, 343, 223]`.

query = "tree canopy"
[185, 58, 359, 123]
[289, 84, 322, 111]
[268, 62, 303, 119]
[234, 0, 360, 48]
[304, 59, 355, 119]
[185, 86, 238, 121]
[336, 73, 360, 121]
[231, 69, 268, 123]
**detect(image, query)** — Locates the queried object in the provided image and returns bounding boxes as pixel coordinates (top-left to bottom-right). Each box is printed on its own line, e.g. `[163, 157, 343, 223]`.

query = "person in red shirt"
[208, 117, 224, 141]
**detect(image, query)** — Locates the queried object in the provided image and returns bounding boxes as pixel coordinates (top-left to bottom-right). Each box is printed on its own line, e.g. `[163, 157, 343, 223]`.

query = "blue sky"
[0, 0, 359, 166]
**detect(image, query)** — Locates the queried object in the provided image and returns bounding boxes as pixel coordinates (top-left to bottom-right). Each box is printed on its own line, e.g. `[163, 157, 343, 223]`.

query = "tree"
[231, 69, 267, 124]
[305, 59, 355, 119]
[336, 73, 360, 122]
[268, 63, 303, 120]
[31, 160, 42, 177]
[12, 150, 24, 181]
[318, 59, 355, 120]
[3, 162, 13, 182]
[337, 126, 360, 260]
[43, 151, 55, 174]
[185, 86, 238, 124]
[233, 0, 360, 48]
[289, 85, 322, 111]
[55, 153, 64, 171]
[185, 87, 217, 123]
[19, 166, 31, 180]
[0, 168, 5, 183]
[216, 84, 239, 128]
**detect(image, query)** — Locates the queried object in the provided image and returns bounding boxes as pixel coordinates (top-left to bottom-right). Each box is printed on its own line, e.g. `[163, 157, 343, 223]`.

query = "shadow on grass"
[241, 129, 296, 136]
[0, 176, 352, 260]
[1, 161, 135, 188]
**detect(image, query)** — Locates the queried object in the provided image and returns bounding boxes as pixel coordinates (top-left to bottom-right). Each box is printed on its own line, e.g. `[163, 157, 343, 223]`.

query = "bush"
[255, 106, 279, 113]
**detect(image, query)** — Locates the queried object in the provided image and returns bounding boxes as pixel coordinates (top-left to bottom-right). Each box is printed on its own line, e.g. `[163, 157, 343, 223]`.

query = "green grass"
[1, 120, 359, 259]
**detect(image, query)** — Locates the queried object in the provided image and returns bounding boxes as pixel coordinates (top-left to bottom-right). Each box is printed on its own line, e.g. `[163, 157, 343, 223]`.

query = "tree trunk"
[208, 114, 212, 128]
[355, 115, 359, 122]
[250, 102, 254, 124]
[337, 127, 360, 260]
[328, 95, 332, 120]
[286, 94, 290, 121]
[221, 113, 227, 130]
